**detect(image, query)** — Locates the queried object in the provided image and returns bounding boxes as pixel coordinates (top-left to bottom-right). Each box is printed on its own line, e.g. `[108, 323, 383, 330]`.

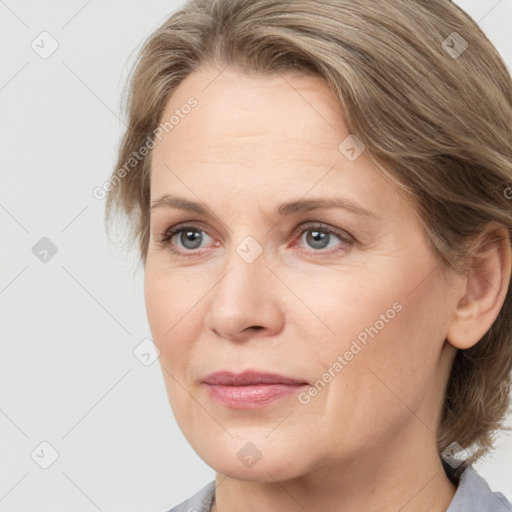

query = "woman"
[105, 0, 512, 510]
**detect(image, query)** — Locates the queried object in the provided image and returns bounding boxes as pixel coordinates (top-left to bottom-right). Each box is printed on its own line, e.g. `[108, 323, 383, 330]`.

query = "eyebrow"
[150, 194, 381, 219]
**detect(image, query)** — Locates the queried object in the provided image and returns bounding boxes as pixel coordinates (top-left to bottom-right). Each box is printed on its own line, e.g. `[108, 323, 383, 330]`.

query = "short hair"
[105, 0, 512, 470]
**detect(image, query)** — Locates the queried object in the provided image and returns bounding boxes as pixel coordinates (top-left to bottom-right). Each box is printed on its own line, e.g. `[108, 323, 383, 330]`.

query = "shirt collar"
[447, 466, 511, 512]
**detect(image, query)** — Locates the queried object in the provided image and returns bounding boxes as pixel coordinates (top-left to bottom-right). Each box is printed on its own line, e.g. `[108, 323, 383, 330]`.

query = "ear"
[447, 223, 511, 350]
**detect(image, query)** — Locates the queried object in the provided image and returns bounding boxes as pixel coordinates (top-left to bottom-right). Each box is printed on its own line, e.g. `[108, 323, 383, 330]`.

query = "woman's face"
[145, 65, 462, 481]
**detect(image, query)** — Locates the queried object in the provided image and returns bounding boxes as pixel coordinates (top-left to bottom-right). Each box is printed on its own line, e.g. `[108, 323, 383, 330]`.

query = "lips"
[201, 370, 309, 408]
[201, 370, 308, 386]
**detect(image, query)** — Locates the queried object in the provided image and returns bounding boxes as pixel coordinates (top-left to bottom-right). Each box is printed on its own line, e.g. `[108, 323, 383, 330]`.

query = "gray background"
[1, 1, 511, 510]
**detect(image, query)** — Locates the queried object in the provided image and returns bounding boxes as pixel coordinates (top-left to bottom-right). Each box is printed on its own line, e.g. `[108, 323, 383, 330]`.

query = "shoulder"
[164, 480, 216, 512]
[447, 466, 512, 512]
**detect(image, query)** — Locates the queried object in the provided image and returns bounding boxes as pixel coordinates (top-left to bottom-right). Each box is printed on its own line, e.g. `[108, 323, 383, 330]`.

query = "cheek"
[144, 270, 173, 342]
[143, 266, 200, 369]
[144, 259, 198, 334]
[294, 250, 448, 393]
[144, 268, 205, 428]
[314, 266, 449, 432]
[284, 264, 407, 358]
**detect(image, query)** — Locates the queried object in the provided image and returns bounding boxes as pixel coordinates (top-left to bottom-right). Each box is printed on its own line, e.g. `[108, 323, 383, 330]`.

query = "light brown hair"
[105, 0, 512, 470]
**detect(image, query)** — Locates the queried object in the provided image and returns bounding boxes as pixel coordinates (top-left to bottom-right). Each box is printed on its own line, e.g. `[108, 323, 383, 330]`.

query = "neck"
[211, 422, 457, 512]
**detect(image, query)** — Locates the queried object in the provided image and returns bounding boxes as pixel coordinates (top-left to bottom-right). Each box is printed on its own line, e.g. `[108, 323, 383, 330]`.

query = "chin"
[190, 432, 314, 481]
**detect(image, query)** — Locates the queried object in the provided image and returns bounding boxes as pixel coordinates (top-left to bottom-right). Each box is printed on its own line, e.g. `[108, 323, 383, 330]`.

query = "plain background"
[1, 1, 511, 510]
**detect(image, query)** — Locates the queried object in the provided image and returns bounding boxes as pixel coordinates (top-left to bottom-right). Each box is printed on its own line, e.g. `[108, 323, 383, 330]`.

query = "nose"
[204, 245, 285, 341]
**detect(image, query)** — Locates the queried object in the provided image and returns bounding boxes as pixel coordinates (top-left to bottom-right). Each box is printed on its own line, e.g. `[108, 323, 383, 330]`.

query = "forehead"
[152, 65, 347, 159]
[149, 65, 408, 222]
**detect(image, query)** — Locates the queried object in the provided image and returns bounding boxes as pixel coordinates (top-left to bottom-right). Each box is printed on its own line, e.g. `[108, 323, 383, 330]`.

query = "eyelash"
[155, 221, 354, 257]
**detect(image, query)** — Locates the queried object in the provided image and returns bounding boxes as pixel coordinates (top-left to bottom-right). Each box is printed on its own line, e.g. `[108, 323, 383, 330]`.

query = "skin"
[144, 64, 511, 512]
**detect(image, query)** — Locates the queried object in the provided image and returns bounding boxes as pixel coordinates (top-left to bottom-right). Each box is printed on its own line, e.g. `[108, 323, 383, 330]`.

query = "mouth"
[201, 370, 309, 409]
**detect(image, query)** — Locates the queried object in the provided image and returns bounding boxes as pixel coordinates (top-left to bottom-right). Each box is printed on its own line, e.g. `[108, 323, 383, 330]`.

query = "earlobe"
[446, 223, 511, 350]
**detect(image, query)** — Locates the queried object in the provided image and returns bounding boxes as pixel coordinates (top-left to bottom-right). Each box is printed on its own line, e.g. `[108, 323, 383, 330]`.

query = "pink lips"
[202, 370, 309, 409]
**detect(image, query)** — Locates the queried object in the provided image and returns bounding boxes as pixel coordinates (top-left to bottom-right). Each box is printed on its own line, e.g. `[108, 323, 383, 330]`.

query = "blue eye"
[295, 223, 353, 253]
[160, 225, 212, 251]
[157, 221, 353, 257]
[301, 229, 337, 250]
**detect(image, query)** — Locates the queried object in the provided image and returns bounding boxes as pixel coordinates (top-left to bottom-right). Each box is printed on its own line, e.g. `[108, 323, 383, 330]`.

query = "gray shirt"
[167, 466, 512, 512]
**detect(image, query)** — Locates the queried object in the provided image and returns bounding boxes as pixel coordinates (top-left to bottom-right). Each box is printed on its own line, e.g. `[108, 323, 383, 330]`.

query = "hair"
[105, 0, 512, 473]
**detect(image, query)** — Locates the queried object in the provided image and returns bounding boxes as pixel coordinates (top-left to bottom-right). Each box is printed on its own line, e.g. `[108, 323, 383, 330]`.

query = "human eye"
[291, 222, 354, 255]
[155, 221, 218, 256]
[154, 220, 354, 258]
